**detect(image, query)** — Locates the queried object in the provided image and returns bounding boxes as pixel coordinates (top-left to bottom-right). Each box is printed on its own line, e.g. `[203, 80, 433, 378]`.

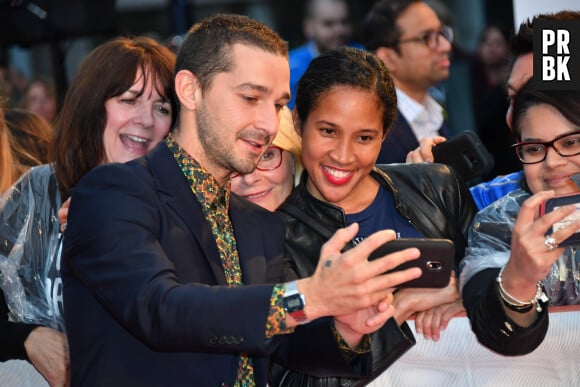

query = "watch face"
[284, 294, 303, 312]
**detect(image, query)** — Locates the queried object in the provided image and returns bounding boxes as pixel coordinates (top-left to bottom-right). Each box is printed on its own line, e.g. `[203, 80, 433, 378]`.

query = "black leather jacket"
[269, 163, 477, 387]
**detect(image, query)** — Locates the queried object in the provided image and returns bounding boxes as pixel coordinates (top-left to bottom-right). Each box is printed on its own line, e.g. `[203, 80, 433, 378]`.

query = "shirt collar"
[165, 133, 231, 210]
[395, 88, 443, 131]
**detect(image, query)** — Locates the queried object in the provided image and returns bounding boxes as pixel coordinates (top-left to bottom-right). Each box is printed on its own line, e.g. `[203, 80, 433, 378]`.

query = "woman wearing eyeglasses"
[460, 79, 580, 356]
[231, 106, 302, 212]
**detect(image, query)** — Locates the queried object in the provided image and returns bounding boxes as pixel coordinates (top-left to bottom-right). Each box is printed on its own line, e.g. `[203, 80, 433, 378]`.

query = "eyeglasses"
[231, 146, 283, 178]
[512, 132, 580, 164]
[396, 26, 454, 50]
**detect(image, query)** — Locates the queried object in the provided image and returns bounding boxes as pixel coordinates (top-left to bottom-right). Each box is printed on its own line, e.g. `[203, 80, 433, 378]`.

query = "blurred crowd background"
[0, 0, 510, 110]
[0, 0, 575, 146]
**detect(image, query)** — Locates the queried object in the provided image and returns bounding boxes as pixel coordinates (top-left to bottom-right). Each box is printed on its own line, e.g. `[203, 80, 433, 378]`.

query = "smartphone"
[432, 130, 494, 182]
[540, 192, 580, 247]
[368, 238, 454, 288]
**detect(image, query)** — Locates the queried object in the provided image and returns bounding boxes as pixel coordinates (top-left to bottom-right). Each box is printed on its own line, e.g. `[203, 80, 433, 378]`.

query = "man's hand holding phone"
[367, 238, 461, 341]
[298, 225, 423, 344]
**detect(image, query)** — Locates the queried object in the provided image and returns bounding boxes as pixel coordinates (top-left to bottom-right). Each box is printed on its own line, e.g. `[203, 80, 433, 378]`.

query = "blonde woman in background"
[1, 108, 53, 194]
[231, 106, 302, 211]
[0, 108, 15, 194]
[5, 109, 53, 179]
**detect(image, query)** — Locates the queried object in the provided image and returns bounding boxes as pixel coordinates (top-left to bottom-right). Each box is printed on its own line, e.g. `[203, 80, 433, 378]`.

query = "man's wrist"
[284, 281, 309, 324]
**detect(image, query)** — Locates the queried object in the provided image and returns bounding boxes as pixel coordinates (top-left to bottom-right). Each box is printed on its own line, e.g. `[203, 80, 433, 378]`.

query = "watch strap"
[284, 281, 308, 323]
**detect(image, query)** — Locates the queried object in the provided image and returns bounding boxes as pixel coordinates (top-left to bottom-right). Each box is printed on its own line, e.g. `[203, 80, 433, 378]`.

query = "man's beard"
[195, 101, 267, 175]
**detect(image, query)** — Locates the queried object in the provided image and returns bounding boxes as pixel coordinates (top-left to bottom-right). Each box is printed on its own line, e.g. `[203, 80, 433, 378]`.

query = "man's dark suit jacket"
[376, 108, 449, 164]
[62, 142, 369, 387]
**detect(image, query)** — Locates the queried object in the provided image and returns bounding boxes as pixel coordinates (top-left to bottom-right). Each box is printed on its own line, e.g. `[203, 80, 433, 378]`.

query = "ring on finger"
[544, 235, 558, 251]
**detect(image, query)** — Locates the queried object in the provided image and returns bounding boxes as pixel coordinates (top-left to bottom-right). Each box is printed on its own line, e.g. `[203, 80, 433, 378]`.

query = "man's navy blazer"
[376, 108, 449, 164]
[62, 142, 368, 386]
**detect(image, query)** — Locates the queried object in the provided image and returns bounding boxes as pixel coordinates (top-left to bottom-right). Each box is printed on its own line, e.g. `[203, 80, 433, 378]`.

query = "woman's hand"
[334, 294, 395, 348]
[24, 326, 70, 387]
[393, 273, 464, 341]
[405, 136, 446, 163]
[58, 198, 71, 233]
[502, 190, 580, 325]
[298, 224, 421, 348]
[414, 300, 465, 341]
[506, 190, 580, 297]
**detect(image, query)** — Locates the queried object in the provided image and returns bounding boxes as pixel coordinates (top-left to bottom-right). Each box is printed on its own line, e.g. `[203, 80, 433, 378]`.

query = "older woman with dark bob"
[461, 80, 580, 355]
[0, 36, 176, 386]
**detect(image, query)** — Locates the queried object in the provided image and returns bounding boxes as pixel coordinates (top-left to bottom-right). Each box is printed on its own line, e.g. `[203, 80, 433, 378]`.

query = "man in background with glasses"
[361, 0, 452, 164]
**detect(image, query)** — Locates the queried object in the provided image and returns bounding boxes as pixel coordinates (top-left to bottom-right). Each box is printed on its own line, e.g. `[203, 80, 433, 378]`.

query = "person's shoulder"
[231, 195, 285, 244]
[469, 171, 524, 209]
[475, 187, 528, 220]
[5, 163, 55, 195]
[376, 162, 455, 180]
[13, 163, 53, 182]
[289, 42, 312, 58]
[89, 159, 142, 176]
[77, 158, 151, 194]
[276, 186, 302, 218]
[474, 171, 524, 189]
[87, 144, 167, 182]
[231, 193, 283, 222]
[289, 42, 315, 67]
[27, 163, 54, 177]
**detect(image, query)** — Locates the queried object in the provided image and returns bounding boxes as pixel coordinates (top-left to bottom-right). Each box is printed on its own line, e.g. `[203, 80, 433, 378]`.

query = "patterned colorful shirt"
[166, 134, 290, 386]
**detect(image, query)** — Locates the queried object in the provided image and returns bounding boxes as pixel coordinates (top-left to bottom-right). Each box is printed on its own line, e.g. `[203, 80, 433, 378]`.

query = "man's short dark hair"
[361, 0, 422, 53]
[176, 13, 288, 92]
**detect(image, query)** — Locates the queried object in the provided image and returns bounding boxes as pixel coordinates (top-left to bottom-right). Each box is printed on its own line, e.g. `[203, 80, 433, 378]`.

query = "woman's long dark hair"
[51, 36, 176, 196]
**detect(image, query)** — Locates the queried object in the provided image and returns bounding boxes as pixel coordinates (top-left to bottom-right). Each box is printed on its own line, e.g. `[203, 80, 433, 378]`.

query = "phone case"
[368, 238, 454, 288]
[540, 193, 580, 247]
[432, 130, 494, 182]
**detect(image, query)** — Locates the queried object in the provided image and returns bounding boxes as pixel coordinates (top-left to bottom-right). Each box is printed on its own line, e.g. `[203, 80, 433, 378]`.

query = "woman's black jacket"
[269, 163, 477, 387]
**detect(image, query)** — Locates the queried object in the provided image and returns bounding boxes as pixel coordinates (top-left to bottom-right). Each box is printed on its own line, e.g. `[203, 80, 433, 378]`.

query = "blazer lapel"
[393, 110, 420, 151]
[146, 143, 227, 284]
[230, 195, 267, 285]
